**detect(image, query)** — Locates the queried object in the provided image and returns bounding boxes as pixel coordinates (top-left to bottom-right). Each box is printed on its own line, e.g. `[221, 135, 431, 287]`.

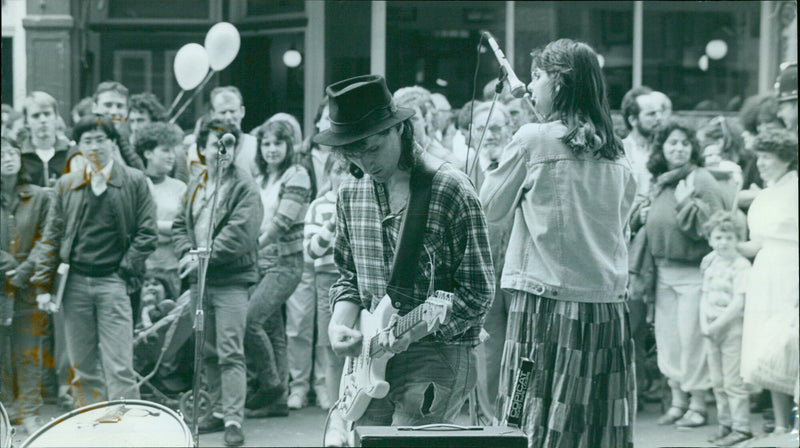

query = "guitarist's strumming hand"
[329, 323, 363, 357]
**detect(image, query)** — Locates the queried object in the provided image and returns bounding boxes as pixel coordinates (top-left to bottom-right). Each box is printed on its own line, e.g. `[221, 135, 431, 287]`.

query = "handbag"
[628, 229, 656, 304]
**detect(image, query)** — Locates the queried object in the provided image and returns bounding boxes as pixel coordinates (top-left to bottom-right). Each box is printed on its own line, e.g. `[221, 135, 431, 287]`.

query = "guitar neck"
[367, 305, 425, 357]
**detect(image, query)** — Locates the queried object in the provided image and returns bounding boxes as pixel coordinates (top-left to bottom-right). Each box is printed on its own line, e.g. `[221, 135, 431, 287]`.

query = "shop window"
[114, 51, 153, 95]
[1, 37, 12, 104]
[515, 1, 633, 111]
[326, 1, 371, 87]
[108, 0, 210, 19]
[246, 0, 304, 17]
[386, 1, 506, 108]
[642, 1, 760, 111]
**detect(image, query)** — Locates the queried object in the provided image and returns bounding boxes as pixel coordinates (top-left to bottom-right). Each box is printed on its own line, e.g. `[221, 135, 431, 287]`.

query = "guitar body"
[339, 296, 397, 422]
[338, 291, 453, 423]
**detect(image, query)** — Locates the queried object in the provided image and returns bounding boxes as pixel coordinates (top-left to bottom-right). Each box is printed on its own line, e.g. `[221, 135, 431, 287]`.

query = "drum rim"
[1, 400, 12, 448]
[20, 399, 191, 448]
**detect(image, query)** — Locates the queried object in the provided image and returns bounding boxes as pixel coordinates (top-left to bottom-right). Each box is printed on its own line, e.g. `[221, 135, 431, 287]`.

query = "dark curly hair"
[530, 39, 624, 160]
[134, 122, 183, 168]
[253, 120, 297, 183]
[332, 119, 418, 179]
[646, 119, 702, 177]
[129, 93, 168, 123]
[752, 127, 798, 170]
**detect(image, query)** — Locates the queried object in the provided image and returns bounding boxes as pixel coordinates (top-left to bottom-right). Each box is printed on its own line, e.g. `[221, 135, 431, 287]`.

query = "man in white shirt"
[620, 87, 665, 200]
[20, 92, 73, 187]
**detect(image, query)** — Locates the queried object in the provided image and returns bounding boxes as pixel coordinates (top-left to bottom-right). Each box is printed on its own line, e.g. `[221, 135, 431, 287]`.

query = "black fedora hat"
[313, 75, 415, 147]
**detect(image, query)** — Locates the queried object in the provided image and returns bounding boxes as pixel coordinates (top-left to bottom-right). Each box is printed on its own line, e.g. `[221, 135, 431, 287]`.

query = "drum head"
[21, 400, 191, 448]
[1, 401, 12, 448]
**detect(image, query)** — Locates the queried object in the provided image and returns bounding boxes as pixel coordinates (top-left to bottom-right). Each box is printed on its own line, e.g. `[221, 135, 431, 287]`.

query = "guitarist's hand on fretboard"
[378, 313, 430, 354]
[329, 322, 363, 357]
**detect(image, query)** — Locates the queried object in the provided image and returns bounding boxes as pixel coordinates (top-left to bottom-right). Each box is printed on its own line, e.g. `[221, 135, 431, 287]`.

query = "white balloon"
[705, 39, 728, 60]
[698, 55, 709, 71]
[205, 22, 241, 71]
[174, 43, 210, 90]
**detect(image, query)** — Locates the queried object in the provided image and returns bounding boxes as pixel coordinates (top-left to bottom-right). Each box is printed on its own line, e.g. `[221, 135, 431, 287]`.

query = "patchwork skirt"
[495, 291, 636, 448]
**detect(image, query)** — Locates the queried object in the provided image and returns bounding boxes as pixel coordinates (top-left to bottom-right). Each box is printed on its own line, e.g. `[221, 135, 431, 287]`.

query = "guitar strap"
[386, 153, 446, 310]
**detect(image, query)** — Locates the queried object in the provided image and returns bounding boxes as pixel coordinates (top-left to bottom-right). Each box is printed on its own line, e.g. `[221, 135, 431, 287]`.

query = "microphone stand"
[467, 70, 506, 177]
[190, 141, 228, 447]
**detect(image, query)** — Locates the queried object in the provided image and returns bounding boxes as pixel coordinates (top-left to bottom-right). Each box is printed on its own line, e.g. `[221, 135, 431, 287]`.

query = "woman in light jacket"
[632, 119, 727, 428]
[481, 39, 637, 448]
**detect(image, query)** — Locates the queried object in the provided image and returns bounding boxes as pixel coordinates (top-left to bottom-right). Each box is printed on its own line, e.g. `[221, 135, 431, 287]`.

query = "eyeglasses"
[79, 135, 110, 146]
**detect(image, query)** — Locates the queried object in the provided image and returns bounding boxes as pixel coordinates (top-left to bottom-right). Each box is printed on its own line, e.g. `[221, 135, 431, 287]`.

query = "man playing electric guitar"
[312, 75, 495, 429]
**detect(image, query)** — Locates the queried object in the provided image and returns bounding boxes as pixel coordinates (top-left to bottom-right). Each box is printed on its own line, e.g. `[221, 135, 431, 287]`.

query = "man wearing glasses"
[38, 114, 157, 408]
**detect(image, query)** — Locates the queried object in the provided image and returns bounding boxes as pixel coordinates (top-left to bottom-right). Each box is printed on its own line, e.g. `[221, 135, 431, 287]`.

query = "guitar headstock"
[421, 290, 454, 331]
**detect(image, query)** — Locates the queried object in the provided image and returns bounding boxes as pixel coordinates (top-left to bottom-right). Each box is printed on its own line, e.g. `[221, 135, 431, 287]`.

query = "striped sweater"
[304, 190, 337, 273]
[257, 164, 312, 256]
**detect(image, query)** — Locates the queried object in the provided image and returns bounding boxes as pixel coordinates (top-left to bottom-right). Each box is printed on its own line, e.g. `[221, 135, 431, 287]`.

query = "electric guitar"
[338, 290, 454, 422]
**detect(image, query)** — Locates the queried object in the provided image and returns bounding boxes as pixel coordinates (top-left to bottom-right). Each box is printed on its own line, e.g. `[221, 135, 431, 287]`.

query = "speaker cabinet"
[354, 425, 528, 447]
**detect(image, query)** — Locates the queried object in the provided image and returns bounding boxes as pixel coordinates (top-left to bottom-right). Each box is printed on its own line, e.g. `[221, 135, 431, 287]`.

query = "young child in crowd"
[699, 211, 753, 446]
[304, 153, 351, 447]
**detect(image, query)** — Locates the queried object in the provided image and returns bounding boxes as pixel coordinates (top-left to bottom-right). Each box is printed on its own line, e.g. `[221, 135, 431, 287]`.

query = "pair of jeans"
[286, 254, 325, 399]
[245, 251, 303, 398]
[199, 283, 249, 425]
[9, 307, 50, 416]
[355, 343, 476, 427]
[706, 322, 750, 432]
[62, 272, 140, 407]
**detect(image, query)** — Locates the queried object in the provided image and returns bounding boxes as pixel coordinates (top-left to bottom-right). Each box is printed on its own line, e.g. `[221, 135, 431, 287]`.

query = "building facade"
[2, 0, 797, 135]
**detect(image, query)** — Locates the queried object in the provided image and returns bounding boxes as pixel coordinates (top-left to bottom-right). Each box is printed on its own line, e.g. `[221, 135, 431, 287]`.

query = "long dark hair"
[646, 119, 702, 177]
[531, 39, 623, 160]
[254, 120, 297, 182]
[335, 119, 418, 179]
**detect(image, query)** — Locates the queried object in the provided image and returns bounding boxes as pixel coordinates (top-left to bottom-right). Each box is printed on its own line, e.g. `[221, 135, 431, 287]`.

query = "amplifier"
[354, 425, 528, 447]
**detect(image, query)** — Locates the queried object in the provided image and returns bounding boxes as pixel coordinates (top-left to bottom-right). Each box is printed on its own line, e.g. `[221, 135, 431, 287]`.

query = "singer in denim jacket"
[481, 39, 636, 448]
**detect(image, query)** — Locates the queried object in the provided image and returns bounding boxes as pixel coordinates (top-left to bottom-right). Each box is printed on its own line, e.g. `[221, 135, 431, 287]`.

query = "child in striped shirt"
[305, 153, 351, 446]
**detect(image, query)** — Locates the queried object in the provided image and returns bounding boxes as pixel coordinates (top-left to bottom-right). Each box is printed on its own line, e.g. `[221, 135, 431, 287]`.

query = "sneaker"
[22, 415, 45, 435]
[197, 416, 225, 434]
[714, 429, 753, 446]
[287, 392, 307, 410]
[707, 425, 731, 443]
[224, 424, 245, 447]
[317, 389, 332, 410]
[675, 409, 707, 428]
[657, 406, 687, 425]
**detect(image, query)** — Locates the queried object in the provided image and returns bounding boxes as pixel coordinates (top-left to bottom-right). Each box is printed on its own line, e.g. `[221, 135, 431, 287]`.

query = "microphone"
[482, 31, 527, 98]
[217, 133, 236, 155]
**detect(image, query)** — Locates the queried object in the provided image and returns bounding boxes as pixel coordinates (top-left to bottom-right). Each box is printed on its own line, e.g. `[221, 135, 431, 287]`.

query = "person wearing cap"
[775, 62, 797, 132]
[316, 75, 495, 427]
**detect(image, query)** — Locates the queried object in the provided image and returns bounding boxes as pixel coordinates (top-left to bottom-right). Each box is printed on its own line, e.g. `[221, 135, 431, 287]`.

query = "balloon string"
[167, 90, 186, 117]
[169, 70, 216, 124]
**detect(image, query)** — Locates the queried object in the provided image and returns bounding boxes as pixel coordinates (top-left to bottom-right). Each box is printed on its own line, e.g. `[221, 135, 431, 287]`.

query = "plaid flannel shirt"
[330, 162, 495, 347]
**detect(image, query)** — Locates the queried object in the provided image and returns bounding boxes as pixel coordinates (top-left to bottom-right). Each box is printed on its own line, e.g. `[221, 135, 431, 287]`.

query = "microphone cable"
[465, 32, 486, 174]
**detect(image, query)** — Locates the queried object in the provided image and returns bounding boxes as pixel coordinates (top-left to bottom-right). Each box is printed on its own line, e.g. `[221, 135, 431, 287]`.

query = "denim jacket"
[480, 121, 636, 303]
